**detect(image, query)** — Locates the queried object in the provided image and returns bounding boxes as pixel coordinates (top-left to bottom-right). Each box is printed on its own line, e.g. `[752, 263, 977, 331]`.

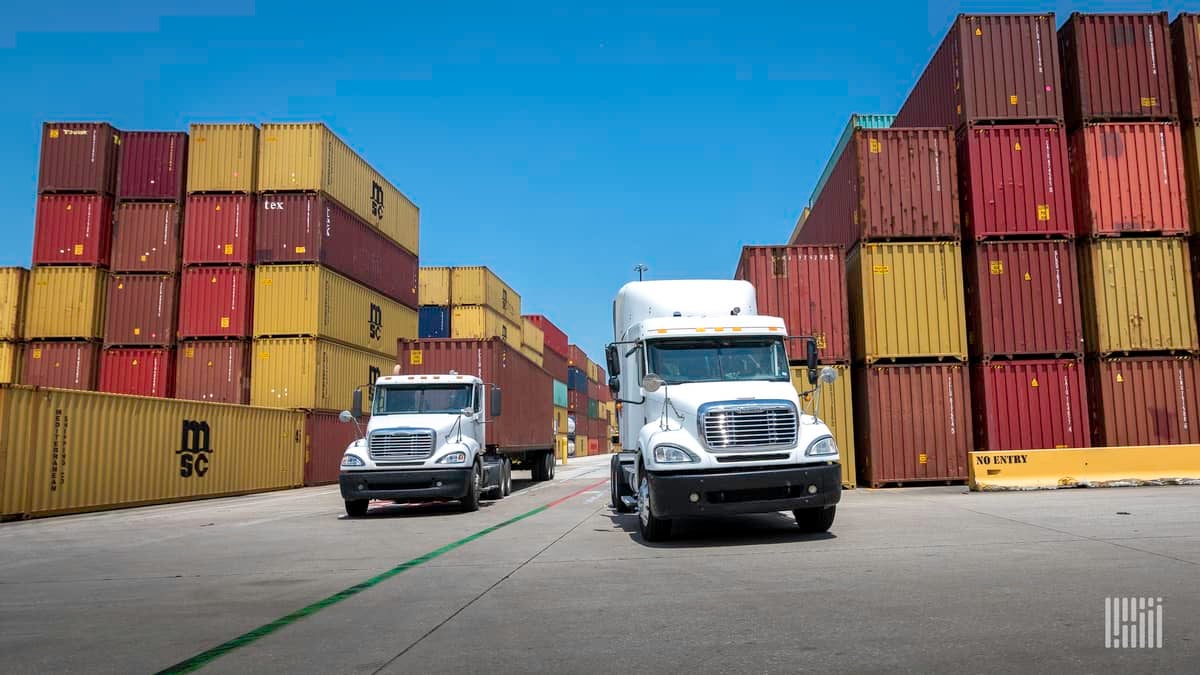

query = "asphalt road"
[1, 454, 1197, 674]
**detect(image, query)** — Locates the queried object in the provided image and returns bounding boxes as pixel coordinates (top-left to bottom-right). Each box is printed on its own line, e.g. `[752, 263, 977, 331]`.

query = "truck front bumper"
[339, 469, 470, 503]
[646, 462, 841, 519]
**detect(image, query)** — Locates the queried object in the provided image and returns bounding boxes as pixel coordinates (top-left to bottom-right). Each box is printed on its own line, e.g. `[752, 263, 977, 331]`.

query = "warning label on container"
[411, 350, 423, 365]
[1142, 97, 1158, 108]
[869, 139, 882, 154]
[872, 265, 889, 275]
[1031, 378, 1039, 388]
[49, 129, 60, 139]
[1010, 95, 1018, 105]
[990, 261, 1004, 275]
[220, 317, 230, 329]
[1037, 204, 1051, 221]
[223, 244, 234, 255]
[32, 348, 42, 359]
[919, 453, 928, 465]
[1014, 142, 1022, 151]
[73, 244, 83, 256]
[184, 347, 194, 358]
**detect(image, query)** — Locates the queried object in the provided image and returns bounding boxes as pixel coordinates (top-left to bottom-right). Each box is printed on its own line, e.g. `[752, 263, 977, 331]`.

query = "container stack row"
[0, 267, 27, 383]
[566, 344, 591, 456]
[527, 313, 572, 458]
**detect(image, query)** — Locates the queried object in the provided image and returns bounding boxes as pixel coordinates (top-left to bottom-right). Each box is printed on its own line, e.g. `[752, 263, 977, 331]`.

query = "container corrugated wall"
[520, 345, 544, 368]
[111, 202, 182, 274]
[854, 364, 971, 487]
[304, 411, 360, 486]
[419, 267, 450, 306]
[1078, 238, 1198, 354]
[38, 122, 121, 194]
[809, 114, 894, 206]
[256, 123, 419, 255]
[32, 194, 114, 266]
[117, 131, 188, 202]
[1087, 356, 1200, 446]
[0, 385, 304, 519]
[252, 265, 417, 356]
[20, 342, 100, 390]
[521, 317, 545, 355]
[182, 194, 256, 266]
[972, 358, 1089, 451]
[542, 348, 568, 383]
[523, 314, 568, 357]
[553, 406, 568, 435]
[0, 343, 20, 384]
[959, 124, 1074, 239]
[451, 267, 522, 322]
[788, 207, 810, 246]
[0, 268, 29, 341]
[1183, 122, 1200, 234]
[99, 348, 175, 398]
[418, 306, 450, 338]
[174, 341, 250, 405]
[178, 267, 253, 339]
[1059, 12, 1176, 128]
[186, 124, 258, 193]
[104, 274, 178, 347]
[24, 267, 108, 340]
[1172, 13, 1200, 121]
[791, 364, 856, 488]
[848, 242, 967, 363]
[965, 240, 1084, 357]
[250, 338, 394, 411]
[1070, 123, 1189, 236]
[450, 306, 521, 346]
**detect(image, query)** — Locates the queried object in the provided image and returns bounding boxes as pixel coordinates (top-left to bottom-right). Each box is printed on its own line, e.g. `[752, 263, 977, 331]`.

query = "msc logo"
[178, 420, 213, 478]
[371, 181, 385, 219]
[368, 303, 383, 340]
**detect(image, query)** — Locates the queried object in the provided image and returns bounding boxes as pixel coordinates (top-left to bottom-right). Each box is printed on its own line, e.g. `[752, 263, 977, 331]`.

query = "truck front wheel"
[794, 506, 835, 533]
[461, 462, 482, 512]
[502, 458, 513, 496]
[344, 500, 368, 518]
[637, 472, 671, 542]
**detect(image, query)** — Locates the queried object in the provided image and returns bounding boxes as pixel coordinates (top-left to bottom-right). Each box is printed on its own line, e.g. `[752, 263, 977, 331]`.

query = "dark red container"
[1069, 122, 1189, 236]
[1171, 13, 1200, 121]
[568, 389, 587, 412]
[111, 202, 182, 273]
[21, 342, 100, 391]
[587, 379, 599, 400]
[1060, 12, 1177, 128]
[304, 411, 363, 486]
[542, 347, 569, 384]
[395, 338, 554, 452]
[854, 364, 972, 487]
[1087, 356, 1200, 446]
[568, 344, 587, 369]
[174, 340, 250, 404]
[117, 131, 188, 202]
[37, 122, 121, 194]
[99, 348, 174, 397]
[523, 315, 568, 358]
[972, 358, 1090, 451]
[32, 194, 114, 266]
[802, 128, 959, 249]
[177, 267, 253, 339]
[895, 14, 1063, 129]
[103, 274, 178, 347]
[735, 245, 850, 363]
[182, 194, 255, 266]
[965, 240, 1084, 358]
[254, 193, 418, 308]
[958, 124, 1075, 239]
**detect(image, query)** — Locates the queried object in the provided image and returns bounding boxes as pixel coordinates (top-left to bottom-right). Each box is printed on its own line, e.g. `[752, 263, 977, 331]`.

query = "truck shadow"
[604, 511, 836, 547]
[343, 477, 545, 519]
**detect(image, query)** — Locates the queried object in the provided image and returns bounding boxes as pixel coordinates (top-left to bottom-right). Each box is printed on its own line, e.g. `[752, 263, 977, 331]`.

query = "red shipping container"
[1171, 13, 1200, 122]
[568, 344, 587, 368]
[1060, 12, 1176, 128]
[542, 347, 568, 384]
[854, 364, 971, 487]
[1088, 356, 1200, 446]
[304, 411, 363, 486]
[972, 358, 1090, 452]
[103, 274, 178, 347]
[111, 202, 182, 273]
[38, 122, 121, 194]
[174, 340, 250, 404]
[1069, 122, 1189, 236]
[523, 315, 568, 358]
[177, 267, 253, 339]
[958, 124, 1074, 239]
[895, 14, 1063, 129]
[117, 131, 188, 202]
[395, 338, 554, 452]
[568, 389, 587, 412]
[32, 194, 114, 266]
[965, 240, 1084, 357]
[99, 348, 174, 397]
[802, 128, 959, 250]
[21, 342, 100, 391]
[255, 193, 418, 307]
[183, 194, 256, 266]
[587, 379, 599, 400]
[735, 245, 850, 363]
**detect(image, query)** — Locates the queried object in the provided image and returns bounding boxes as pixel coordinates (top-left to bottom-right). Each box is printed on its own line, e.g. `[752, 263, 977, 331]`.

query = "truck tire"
[546, 450, 556, 480]
[637, 471, 671, 542]
[461, 462, 482, 512]
[794, 506, 836, 533]
[502, 459, 513, 496]
[344, 500, 368, 518]
[611, 456, 632, 513]
[532, 450, 554, 482]
[530, 453, 546, 482]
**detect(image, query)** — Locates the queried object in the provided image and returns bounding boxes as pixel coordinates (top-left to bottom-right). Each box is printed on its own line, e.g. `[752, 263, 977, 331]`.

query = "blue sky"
[0, 0, 1181, 362]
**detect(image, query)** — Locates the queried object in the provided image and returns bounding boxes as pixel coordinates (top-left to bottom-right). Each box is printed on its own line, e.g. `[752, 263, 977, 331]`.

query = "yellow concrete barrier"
[969, 446, 1200, 491]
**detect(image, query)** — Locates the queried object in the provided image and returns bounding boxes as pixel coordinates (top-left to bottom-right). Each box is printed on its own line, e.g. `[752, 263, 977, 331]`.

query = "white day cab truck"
[336, 338, 558, 517]
[606, 280, 841, 541]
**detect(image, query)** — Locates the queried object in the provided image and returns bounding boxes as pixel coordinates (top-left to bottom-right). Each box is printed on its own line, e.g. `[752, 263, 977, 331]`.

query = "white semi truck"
[606, 280, 841, 541]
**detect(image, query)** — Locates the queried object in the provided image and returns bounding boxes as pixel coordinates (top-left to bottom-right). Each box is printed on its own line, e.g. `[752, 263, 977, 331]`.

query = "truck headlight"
[341, 454, 365, 467]
[805, 436, 838, 457]
[437, 451, 468, 464]
[653, 444, 699, 463]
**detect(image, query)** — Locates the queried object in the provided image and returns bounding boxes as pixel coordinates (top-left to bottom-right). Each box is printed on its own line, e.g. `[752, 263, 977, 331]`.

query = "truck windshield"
[374, 384, 474, 415]
[646, 337, 790, 384]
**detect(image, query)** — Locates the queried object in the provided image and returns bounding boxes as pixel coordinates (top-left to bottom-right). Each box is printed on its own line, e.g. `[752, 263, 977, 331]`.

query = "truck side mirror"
[806, 338, 819, 385]
[351, 389, 364, 419]
[605, 344, 621, 376]
[491, 387, 503, 417]
[608, 375, 621, 396]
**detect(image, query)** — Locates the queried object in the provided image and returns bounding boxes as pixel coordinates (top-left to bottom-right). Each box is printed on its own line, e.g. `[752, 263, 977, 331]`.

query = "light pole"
[634, 264, 648, 281]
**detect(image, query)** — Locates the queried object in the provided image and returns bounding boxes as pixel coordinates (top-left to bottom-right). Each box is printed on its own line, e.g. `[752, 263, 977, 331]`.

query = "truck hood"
[645, 380, 809, 422]
[365, 413, 463, 438]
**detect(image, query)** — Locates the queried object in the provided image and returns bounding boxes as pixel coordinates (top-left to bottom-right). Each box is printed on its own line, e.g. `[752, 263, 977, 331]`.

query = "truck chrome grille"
[700, 403, 798, 451]
[368, 429, 435, 461]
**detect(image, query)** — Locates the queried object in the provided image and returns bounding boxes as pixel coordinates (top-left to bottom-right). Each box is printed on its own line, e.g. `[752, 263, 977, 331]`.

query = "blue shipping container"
[568, 367, 587, 391]
[418, 306, 450, 339]
[553, 379, 568, 408]
[809, 113, 894, 207]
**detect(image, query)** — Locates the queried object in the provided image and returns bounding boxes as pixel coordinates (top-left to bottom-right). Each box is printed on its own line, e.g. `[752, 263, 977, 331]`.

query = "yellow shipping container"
[451, 306, 521, 346]
[250, 338, 395, 411]
[0, 342, 20, 384]
[257, 123, 419, 254]
[0, 385, 304, 519]
[553, 405, 569, 435]
[451, 267, 521, 322]
[253, 265, 417, 357]
[521, 317, 545, 354]
[24, 267, 108, 340]
[186, 123, 259, 193]
[1, 267, 28, 341]
[520, 344, 544, 368]
[791, 365, 856, 489]
[1078, 238, 1198, 354]
[419, 266, 451, 306]
[848, 242, 967, 363]
[575, 435, 589, 457]
[587, 359, 600, 382]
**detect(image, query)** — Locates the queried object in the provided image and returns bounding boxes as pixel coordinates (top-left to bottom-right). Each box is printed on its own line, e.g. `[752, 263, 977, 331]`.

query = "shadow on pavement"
[338, 474, 549, 520]
[603, 511, 836, 547]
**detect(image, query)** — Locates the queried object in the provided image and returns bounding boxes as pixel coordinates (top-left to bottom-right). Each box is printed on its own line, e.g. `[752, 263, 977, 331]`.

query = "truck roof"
[613, 280, 759, 341]
[636, 314, 788, 336]
[375, 373, 483, 386]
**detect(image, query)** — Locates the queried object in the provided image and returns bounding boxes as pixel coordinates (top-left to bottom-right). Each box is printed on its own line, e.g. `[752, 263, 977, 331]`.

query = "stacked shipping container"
[0, 268, 27, 384]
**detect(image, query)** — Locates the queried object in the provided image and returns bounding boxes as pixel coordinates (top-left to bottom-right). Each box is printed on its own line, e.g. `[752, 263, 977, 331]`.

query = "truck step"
[621, 496, 638, 510]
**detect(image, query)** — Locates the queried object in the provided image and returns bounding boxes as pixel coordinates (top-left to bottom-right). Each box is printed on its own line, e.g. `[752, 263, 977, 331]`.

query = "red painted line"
[545, 477, 610, 509]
